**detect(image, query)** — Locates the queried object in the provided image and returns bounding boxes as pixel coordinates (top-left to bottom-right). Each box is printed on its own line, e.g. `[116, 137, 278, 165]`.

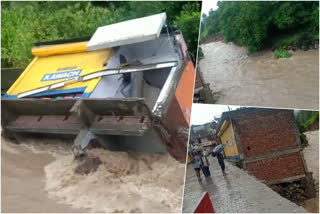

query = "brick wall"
[246, 152, 305, 182]
[234, 110, 299, 158]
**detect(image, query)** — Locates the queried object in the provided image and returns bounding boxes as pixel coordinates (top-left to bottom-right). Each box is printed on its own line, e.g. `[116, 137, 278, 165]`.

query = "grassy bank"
[1, 1, 201, 68]
[200, 1, 319, 56]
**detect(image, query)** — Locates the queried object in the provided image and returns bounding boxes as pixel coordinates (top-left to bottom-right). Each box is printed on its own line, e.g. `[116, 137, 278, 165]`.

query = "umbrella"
[212, 144, 225, 155]
[189, 146, 203, 153]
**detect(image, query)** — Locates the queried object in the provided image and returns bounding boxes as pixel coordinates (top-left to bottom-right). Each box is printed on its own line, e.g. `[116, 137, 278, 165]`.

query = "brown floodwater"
[1, 136, 185, 213]
[199, 42, 319, 110]
[1, 137, 87, 213]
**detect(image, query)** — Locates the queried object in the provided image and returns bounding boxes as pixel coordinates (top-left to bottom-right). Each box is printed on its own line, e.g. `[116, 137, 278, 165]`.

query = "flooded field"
[199, 41, 319, 110]
[1, 136, 185, 213]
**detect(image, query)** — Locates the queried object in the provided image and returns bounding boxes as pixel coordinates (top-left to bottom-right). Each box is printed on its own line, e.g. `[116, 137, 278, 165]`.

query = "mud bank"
[199, 41, 319, 110]
[1, 136, 185, 213]
[303, 130, 319, 213]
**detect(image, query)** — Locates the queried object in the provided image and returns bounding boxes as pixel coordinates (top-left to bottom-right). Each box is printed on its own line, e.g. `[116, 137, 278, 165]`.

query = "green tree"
[1, 2, 125, 67]
[201, 1, 319, 53]
[1, 1, 201, 67]
[296, 110, 319, 133]
[174, 2, 201, 58]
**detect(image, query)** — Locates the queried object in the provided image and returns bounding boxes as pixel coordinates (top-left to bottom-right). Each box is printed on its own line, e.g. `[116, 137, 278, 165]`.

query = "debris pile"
[74, 156, 102, 175]
[271, 180, 310, 205]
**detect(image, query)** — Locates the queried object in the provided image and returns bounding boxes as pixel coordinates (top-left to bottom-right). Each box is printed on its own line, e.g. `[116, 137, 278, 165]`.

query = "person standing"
[190, 151, 202, 181]
[216, 152, 227, 176]
[200, 151, 211, 177]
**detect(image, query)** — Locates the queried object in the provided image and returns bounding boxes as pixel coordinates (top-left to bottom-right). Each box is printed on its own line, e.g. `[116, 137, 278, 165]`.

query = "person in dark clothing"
[190, 151, 202, 181]
[216, 152, 227, 175]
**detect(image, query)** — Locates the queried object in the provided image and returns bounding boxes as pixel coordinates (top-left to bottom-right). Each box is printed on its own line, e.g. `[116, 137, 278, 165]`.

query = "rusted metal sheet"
[90, 116, 150, 136]
[2, 98, 151, 116]
[6, 115, 81, 134]
[2, 98, 152, 136]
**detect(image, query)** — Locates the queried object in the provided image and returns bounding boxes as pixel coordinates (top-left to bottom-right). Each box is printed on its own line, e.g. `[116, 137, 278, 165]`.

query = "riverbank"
[302, 130, 319, 213]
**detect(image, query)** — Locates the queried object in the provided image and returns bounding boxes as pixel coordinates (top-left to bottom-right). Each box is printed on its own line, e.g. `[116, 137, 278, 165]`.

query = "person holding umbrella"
[212, 144, 227, 176]
[190, 149, 202, 181]
[216, 152, 227, 176]
[200, 150, 211, 177]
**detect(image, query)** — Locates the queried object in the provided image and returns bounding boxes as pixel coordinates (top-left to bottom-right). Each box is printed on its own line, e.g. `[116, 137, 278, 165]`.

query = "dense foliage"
[274, 49, 292, 59]
[201, 1, 319, 53]
[1, 1, 201, 68]
[296, 111, 319, 146]
[296, 111, 319, 133]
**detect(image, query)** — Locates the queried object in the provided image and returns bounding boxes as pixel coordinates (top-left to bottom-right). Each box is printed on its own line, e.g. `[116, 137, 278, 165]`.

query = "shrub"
[201, 1, 319, 53]
[300, 133, 308, 147]
[174, 2, 201, 59]
[274, 49, 292, 59]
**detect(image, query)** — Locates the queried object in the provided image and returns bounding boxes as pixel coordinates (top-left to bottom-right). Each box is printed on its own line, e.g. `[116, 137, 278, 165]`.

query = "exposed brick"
[234, 110, 299, 158]
[220, 108, 307, 183]
[246, 152, 305, 182]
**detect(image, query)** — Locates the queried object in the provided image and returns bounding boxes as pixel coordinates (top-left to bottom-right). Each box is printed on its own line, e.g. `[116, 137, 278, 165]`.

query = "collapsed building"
[216, 108, 315, 199]
[1, 13, 195, 162]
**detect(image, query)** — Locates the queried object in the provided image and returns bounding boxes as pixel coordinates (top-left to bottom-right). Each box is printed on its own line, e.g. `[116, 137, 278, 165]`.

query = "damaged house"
[2, 13, 195, 162]
[216, 108, 315, 199]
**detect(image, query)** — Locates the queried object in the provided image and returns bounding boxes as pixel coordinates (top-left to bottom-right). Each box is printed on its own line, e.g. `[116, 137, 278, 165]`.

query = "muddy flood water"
[199, 42, 319, 110]
[1, 136, 185, 213]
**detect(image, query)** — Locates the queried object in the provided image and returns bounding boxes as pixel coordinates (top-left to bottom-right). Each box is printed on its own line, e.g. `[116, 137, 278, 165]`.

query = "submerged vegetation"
[1, 1, 201, 68]
[200, 1, 319, 55]
[274, 49, 292, 59]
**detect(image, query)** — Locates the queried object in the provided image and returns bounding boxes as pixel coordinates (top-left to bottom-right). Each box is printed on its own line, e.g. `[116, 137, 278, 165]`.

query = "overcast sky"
[202, 0, 219, 15]
[191, 104, 240, 125]
[191, 104, 304, 125]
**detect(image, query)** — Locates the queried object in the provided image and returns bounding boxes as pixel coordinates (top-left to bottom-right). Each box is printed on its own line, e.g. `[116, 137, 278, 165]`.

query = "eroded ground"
[199, 41, 319, 110]
[303, 130, 319, 213]
[1, 136, 185, 213]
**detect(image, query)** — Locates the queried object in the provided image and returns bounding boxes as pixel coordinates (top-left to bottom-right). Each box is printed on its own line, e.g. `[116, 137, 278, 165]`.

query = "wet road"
[199, 42, 319, 110]
[182, 157, 307, 213]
